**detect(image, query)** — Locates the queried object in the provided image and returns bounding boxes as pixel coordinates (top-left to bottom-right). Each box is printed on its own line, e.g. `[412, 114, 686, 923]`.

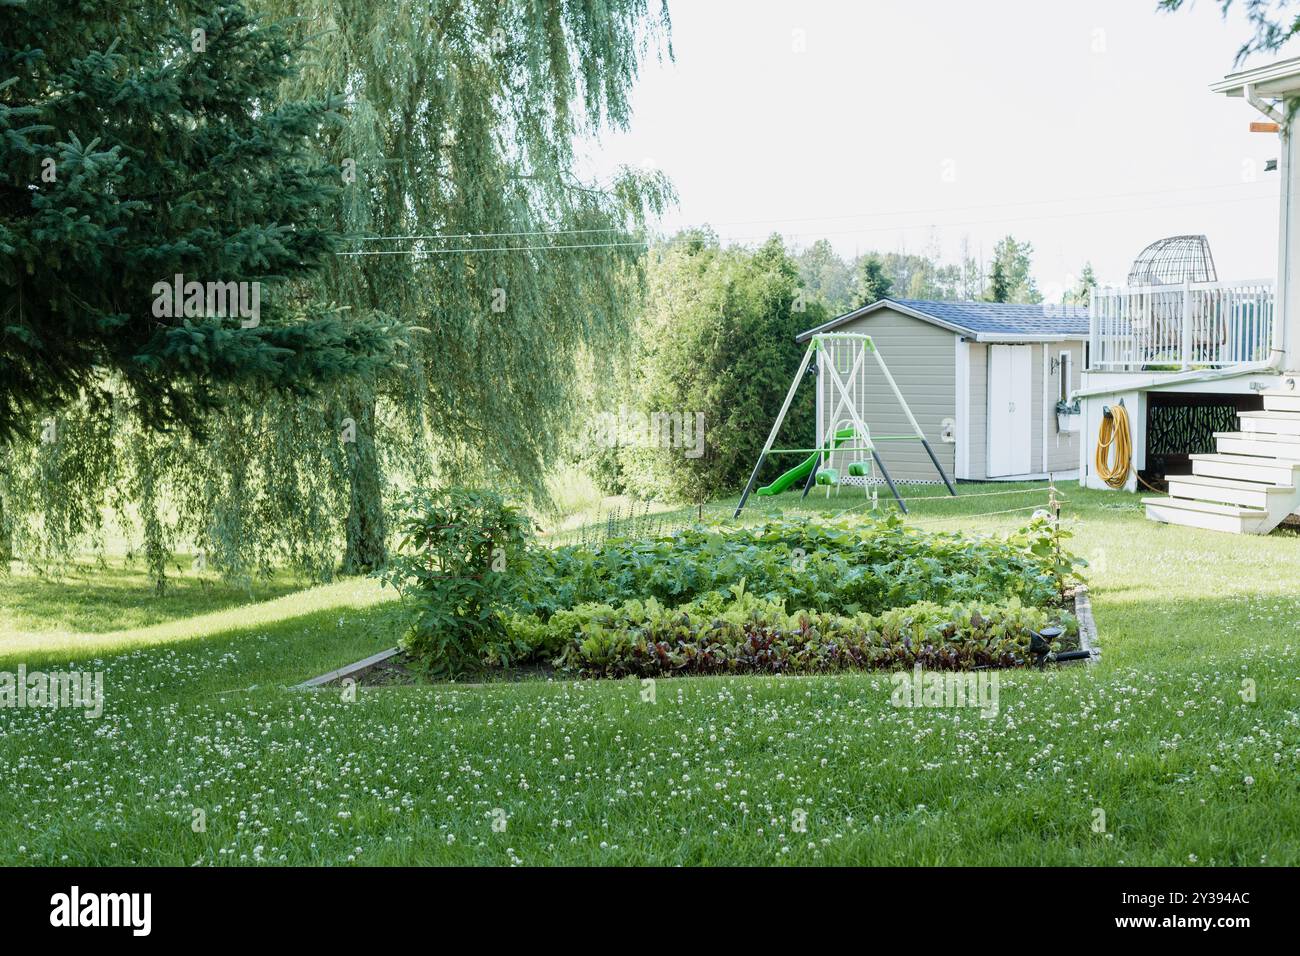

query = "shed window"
[1058, 351, 1072, 403]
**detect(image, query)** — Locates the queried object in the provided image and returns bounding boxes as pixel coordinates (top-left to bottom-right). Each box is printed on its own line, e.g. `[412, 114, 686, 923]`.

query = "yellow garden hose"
[1095, 404, 1132, 489]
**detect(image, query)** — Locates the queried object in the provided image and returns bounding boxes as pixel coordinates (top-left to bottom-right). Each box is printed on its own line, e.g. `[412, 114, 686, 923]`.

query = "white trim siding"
[968, 342, 988, 479]
[1041, 345, 1050, 474]
[955, 337, 971, 479]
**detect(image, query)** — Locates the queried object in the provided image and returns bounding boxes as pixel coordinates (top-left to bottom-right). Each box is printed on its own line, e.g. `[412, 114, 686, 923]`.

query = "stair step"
[1143, 497, 1264, 533]
[1263, 391, 1300, 412]
[1213, 431, 1300, 457]
[1147, 401, 1300, 534]
[1165, 472, 1291, 492]
[1191, 453, 1300, 485]
[1238, 410, 1300, 436]
[1165, 474, 1290, 508]
[1141, 496, 1266, 517]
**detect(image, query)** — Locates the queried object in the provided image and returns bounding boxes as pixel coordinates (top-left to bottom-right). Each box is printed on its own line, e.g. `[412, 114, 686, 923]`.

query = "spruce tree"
[987, 259, 1010, 303]
[854, 255, 892, 307]
[0, 0, 401, 443]
[1069, 262, 1098, 306]
[987, 234, 1040, 304]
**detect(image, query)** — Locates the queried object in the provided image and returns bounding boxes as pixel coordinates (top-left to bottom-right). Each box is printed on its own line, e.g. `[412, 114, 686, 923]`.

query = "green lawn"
[2, 481, 1298, 865]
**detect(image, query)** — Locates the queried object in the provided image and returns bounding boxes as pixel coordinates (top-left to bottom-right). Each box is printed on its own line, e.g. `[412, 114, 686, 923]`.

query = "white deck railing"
[1088, 279, 1275, 371]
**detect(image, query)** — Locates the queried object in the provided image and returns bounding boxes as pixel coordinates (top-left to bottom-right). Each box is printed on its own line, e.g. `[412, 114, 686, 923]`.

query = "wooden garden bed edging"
[1072, 585, 1100, 666]
[294, 647, 401, 689]
[298, 589, 1100, 685]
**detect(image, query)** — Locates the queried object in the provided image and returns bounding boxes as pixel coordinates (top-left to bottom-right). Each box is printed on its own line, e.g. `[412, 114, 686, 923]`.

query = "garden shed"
[795, 298, 1089, 482]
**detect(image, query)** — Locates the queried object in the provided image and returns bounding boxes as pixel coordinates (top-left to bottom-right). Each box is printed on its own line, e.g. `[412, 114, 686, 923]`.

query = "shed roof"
[796, 297, 1090, 343]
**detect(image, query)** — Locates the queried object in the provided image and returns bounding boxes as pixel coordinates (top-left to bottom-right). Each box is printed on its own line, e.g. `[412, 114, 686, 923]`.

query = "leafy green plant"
[386, 508, 1084, 678]
[379, 488, 535, 676]
[1009, 512, 1087, 596]
[505, 589, 1072, 678]
[517, 512, 1084, 621]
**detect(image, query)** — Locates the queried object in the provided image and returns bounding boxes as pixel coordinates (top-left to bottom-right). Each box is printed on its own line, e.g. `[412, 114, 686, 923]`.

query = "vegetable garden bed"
[305, 583, 1097, 688]
[363, 491, 1089, 682]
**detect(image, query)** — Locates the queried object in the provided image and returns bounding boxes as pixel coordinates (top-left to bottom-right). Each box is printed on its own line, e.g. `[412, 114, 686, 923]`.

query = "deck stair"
[1143, 389, 1300, 534]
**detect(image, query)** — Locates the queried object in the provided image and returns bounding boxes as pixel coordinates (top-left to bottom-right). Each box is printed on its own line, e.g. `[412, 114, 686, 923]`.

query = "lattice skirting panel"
[1144, 392, 1262, 480]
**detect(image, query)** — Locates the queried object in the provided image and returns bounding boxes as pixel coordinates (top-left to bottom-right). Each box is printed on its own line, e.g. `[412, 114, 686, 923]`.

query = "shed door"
[987, 345, 1032, 477]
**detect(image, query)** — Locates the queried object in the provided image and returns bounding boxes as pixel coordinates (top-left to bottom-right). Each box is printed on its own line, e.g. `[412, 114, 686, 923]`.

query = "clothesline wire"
[346, 176, 1273, 243]
[334, 192, 1275, 257]
[829, 483, 1065, 521]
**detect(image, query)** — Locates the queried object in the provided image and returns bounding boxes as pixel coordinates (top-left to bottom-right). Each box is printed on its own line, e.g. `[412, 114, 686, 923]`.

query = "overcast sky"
[582, 0, 1300, 298]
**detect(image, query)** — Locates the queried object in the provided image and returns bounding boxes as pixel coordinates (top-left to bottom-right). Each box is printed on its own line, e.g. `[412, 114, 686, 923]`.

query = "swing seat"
[816, 468, 839, 486]
[847, 461, 872, 477]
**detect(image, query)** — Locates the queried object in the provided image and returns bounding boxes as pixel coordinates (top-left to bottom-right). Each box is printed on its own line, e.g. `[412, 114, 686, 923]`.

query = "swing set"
[733, 332, 956, 518]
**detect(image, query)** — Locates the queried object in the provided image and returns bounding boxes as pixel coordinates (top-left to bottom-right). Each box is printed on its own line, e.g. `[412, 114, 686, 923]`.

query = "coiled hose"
[1095, 403, 1132, 489]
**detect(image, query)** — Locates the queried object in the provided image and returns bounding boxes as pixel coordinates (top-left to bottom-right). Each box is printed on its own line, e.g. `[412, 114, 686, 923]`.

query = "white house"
[1078, 56, 1300, 534]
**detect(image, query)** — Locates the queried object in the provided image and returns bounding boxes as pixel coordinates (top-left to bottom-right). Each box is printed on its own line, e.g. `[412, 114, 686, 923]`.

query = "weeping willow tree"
[260, 0, 674, 571]
[1, 0, 672, 587]
[1161, 0, 1300, 60]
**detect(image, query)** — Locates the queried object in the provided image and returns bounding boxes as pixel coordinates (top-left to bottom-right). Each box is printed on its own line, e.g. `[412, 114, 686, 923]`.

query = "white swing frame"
[733, 332, 955, 517]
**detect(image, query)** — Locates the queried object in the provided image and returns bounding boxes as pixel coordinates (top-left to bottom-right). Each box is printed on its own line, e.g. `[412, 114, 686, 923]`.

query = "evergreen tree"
[987, 259, 1011, 303]
[1161, 0, 1300, 60]
[619, 233, 821, 502]
[853, 254, 893, 307]
[987, 234, 1040, 303]
[795, 239, 854, 314]
[0, 0, 401, 443]
[1067, 262, 1099, 306]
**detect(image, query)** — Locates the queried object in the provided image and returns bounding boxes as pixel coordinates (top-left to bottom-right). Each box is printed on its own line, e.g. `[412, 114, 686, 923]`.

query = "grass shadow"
[1, 558, 305, 636]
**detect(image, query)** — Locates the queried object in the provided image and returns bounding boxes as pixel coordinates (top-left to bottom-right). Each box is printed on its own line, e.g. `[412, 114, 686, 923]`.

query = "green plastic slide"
[755, 427, 856, 496]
